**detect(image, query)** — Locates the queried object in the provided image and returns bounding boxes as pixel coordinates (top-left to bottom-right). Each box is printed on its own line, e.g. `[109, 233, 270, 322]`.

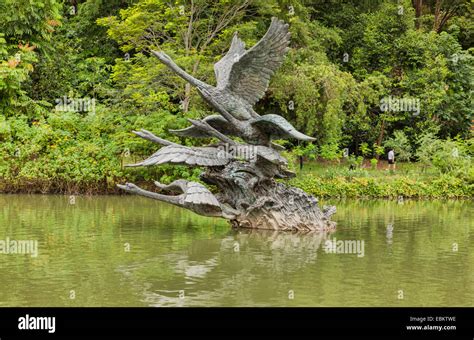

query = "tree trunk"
[433, 0, 441, 32]
[375, 120, 385, 160]
[412, 0, 423, 29]
[182, 60, 200, 112]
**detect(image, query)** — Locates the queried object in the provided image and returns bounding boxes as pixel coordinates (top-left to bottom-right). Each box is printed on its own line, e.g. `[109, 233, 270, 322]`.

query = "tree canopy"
[0, 0, 472, 192]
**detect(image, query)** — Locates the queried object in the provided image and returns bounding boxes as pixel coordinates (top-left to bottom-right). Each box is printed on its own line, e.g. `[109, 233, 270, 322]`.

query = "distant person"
[388, 149, 395, 170]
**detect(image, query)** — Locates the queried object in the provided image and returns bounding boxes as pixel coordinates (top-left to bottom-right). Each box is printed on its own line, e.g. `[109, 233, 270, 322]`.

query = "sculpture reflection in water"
[115, 229, 327, 307]
[118, 18, 336, 232]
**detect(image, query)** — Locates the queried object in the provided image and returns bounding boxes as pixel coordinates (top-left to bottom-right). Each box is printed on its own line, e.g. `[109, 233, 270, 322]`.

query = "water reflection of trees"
[0, 194, 229, 306]
[0, 195, 472, 306]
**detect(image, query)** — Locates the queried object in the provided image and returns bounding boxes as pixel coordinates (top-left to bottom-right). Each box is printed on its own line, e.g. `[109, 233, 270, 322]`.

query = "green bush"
[289, 173, 472, 199]
[384, 130, 412, 161]
[0, 105, 198, 193]
[416, 132, 472, 177]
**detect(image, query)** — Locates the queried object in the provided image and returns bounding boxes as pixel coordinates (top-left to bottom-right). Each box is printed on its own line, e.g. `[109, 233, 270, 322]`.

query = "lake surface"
[0, 195, 472, 307]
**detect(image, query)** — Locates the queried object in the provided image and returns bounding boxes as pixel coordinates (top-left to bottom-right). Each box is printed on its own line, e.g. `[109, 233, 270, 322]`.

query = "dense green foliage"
[290, 171, 472, 198]
[0, 0, 472, 196]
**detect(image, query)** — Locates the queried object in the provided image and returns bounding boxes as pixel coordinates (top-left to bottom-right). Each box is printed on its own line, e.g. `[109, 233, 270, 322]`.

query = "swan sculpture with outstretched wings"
[117, 18, 337, 232]
[213, 18, 290, 113]
[152, 17, 314, 146]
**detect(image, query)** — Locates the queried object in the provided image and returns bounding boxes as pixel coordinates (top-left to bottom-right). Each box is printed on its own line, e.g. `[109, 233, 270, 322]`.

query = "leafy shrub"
[384, 130, 412, 161]
[370, 158, 378, 169]
[319, 142, 340, 161]
[359, 142, 371, 157]
[416, 132, 472, 177]
[289, 173, 472, 198]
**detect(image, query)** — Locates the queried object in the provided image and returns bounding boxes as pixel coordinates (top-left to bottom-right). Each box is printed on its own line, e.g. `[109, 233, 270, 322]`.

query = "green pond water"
[0, 194, 472, 307]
